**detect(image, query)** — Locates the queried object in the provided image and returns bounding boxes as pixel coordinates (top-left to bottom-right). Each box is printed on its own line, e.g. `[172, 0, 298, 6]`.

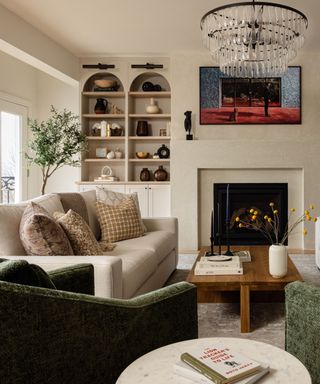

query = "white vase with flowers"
[235, 203, 316, 278]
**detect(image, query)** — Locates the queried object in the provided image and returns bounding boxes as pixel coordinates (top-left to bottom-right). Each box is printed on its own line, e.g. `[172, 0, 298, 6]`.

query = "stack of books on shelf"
[174, 345, 269, 384]
[195, 256, 243, 275]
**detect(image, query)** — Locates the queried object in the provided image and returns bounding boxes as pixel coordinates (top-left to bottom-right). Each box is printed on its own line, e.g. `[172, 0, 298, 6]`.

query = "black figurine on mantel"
[184, 111, 193, 140]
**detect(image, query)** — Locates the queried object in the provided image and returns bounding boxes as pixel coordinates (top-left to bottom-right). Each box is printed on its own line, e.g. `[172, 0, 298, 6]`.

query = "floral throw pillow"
[95, 196, 144, 243]
[54, 209, 115, 255]
[19, 202, 74, 256]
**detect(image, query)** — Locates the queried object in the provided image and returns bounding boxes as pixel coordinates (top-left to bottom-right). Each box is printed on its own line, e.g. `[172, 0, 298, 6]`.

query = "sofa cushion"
[0, 258, 56, 289]
[95, 197, 144, 243]
[54, 209, 107, 255]
[105, 248, 157, 298]
[0, 194, 66, 256]
[115, 230, 176, 264]
[96, 187, 146, 232]
[80, 189, 100, 239]
[20, 202, 74, 256]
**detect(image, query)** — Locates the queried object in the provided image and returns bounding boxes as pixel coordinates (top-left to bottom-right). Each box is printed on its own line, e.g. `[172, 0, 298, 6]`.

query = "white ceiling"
[0, 0, 318, 57]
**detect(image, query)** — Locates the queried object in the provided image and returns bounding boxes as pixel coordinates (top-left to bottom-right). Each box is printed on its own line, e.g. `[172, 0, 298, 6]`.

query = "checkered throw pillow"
[95, 196, 144, 243]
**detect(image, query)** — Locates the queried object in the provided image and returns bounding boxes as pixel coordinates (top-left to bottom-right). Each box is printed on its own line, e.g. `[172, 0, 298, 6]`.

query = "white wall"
[170, 52, 320, 251]
[0, 50, 80, 198]
[36, 71, 80, 194]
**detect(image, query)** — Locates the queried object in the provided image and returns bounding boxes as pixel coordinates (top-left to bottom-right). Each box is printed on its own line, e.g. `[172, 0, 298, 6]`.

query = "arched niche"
[130, 72, 170, 92]
[83, 72, 124, 92]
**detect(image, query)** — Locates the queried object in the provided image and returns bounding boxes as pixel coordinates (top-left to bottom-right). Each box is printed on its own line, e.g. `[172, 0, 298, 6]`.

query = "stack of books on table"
[195, 256, 243, 275]
[174, 345, 269, 384]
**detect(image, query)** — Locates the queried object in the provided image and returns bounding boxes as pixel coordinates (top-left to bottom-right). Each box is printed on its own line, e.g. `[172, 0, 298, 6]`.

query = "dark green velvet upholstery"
[285, 281, 319, 384]
[0, 258, 56, 289]
[48, 264, 94, 295]
[0, 262, 198, 384]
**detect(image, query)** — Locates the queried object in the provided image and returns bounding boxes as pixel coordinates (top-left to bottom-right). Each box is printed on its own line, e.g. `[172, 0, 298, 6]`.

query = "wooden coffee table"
[186, 246, 303, 333]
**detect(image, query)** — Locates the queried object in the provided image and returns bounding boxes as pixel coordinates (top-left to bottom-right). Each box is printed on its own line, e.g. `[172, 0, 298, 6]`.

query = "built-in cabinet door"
[148, 185, 171, 217]
[126, 185, 149, 218]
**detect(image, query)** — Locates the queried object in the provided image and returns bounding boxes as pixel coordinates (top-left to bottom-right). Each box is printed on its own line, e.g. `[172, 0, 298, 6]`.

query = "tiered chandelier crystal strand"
[201, 1, 308, 77]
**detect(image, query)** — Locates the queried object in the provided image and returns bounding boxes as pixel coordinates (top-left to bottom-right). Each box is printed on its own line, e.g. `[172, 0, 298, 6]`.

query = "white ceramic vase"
[268, 244, 288, 278]
[146, 98, 159, 114]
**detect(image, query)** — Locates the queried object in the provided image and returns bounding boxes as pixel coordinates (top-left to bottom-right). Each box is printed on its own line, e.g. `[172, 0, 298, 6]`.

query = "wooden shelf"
[82, 92, 125, 97]
[129, 158, 170, 163]
[86, 136, 125, 141]
[129, 92, 171, 98]
[82, 114, 125, 119]
[84, 159, 125, 163]
[129, 136, 171, 140]
[129, 114, 171, 118]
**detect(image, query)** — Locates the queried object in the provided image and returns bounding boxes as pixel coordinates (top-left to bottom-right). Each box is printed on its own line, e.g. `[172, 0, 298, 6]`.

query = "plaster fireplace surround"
[171, 140, 319, 252]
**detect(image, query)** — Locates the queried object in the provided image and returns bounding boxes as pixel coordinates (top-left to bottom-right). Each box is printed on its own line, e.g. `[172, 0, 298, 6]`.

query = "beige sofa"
[0, 190, 178, 298]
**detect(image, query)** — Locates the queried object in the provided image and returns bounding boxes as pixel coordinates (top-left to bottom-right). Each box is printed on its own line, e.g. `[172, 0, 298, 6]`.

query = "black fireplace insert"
[213, 183, 288, 245]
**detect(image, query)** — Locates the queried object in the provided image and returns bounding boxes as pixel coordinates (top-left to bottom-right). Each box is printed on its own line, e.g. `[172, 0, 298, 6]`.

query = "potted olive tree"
[26, 106, 86, 195]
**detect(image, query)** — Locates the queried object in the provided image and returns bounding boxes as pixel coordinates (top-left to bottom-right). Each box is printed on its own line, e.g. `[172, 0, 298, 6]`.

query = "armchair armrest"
[0, 281, 197, 384]
[285, 281, 320, 384]
[48, 263, 94, 295]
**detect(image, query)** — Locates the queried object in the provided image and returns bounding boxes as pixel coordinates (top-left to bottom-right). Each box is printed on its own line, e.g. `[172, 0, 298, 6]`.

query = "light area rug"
[166, 253, 320, 349]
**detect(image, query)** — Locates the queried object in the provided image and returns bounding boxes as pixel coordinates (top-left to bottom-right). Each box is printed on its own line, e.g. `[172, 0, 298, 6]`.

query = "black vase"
[94, 98, 108, 114]
[136, 121, 148, 136]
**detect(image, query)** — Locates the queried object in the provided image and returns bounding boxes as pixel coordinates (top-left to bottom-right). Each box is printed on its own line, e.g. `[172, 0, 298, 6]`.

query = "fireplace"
[213, 183, 288, 245]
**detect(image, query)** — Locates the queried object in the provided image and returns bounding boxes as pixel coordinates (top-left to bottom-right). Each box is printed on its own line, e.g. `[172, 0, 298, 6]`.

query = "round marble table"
[116, 337, 311, 384]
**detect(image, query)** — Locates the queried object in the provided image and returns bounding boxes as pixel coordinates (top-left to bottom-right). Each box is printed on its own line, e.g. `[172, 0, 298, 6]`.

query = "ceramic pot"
[154, 165, 168, 182]
[115, 148, 122, 159]
[106, 151, 115, 159]
[94, 98, 108, 114]
[146, 98, 159, 114]
[140, 168, 151, 182]
[269, 244, 288, 278]
[136, 121, 148, 136]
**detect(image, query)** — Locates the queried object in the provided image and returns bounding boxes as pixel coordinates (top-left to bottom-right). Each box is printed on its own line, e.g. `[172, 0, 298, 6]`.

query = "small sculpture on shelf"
[111, 104, 123, 114]
[184, 110, 193, 140]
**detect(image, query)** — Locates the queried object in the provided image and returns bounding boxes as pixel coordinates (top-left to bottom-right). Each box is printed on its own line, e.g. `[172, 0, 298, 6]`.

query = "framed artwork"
[199, 66, 301, 125]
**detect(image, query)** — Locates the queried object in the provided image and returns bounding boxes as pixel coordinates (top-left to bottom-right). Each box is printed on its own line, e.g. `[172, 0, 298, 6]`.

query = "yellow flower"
[264, 215, 268, 220]
[305, 210, 310, 216]
[254, 210, 258, 215]
[303, 228, 308, 236]
[273, 210, 278, 214]
[314, 218, 318, 222]
[235, 217, 240, 222]
[269, 202, 274, 207]
[268, 218, 272, 223]
[310, 204, 315, 210]
[306, 215, 311, 221]
[252, 215, 257, 220]
[249, 208, 254, 214]
[239, 223, 243, 228]
[290, 208, 296, 212]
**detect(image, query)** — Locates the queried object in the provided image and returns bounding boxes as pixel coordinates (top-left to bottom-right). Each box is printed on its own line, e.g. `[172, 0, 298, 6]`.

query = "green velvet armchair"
[0, 260, 198, 384]
[285, 280, 320, 384]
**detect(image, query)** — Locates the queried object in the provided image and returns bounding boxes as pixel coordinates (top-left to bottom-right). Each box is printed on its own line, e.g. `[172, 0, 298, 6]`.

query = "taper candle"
[226, 184, 230, 221]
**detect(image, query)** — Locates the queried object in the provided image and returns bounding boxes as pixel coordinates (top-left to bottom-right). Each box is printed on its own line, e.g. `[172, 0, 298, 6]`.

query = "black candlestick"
[205, 210, 218, 256]
[224, 219, 233, 256]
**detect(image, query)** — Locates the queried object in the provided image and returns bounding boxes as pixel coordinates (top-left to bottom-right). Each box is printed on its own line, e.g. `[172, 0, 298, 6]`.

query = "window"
[0, 97, 28, 203]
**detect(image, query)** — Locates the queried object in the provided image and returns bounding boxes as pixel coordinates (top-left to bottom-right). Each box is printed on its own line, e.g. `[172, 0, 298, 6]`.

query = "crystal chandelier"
[200, 1, 308, 78]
